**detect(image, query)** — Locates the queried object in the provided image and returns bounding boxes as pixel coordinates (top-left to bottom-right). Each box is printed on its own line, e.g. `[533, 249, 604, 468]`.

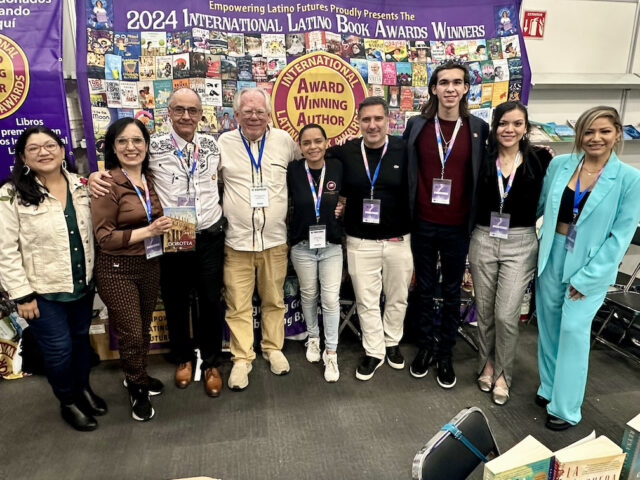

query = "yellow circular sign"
[271, 52, 367, 145]
[0, 34, 30, 120]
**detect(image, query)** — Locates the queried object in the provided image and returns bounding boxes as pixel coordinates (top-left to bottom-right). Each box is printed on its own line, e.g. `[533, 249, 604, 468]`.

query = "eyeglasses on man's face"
[170, 106, 202, 117]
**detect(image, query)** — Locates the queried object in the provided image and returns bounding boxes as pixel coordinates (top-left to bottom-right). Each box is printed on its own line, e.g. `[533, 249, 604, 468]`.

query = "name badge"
[250, 186, 269, 207]
[489, 212, 510, 239]
[144, 235, 163, 259]
[565, 224, 577, 252]
[362, 198, 381, 224]
[177, 195, 195, 207]
[308, 225, 327, 249]
[432, 178, 452, 205]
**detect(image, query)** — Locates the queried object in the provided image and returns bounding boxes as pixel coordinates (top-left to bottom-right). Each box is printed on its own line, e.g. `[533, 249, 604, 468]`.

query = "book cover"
[89, 92, 108, 108]
[172, 78, 190, 91]
[396, 62, 412, 86]
[400, 86, 414, 111]
[508, 80, 522, 101]
[492, 81, 509, 106]
[209, 31, 228, 54]
[444, 41, 456, 59]
[88, 78, 106, 94]
[113, 32, 139, 58]
[155, 55, 173, 79]
[237, 55, 254, 81]
[105, 80, 122, 108]
[140, 31, 166, 56]
[501, 35, 521, 58]
[191, 27, 210, 53]
[153, 79, 172, 109]
[217, 107, 237, 132]
[267, 57, 286, 81]
[137, 80, 155, 109]
[163, 207, 196, 252]
[554, 123, 575, 141]
[483, 435, 553, 480]
[430, 40, 446, 62]
[122, 59, 139, 81]
[227, 33, 245, 56]
[257, 80, 273, 96]
[471, 107, 492, 124]
[468, 39, 488, 61]
[508, 58, 523, 80]
[305, 31, 326, 52]
[388, 86, 400, 108]
[104, 54, 122, 81]
[409, 40, 430, 63]
[480, 83, 494, 108]
[134, 109, 154, 133]
[205, 54, 221, 78]
[350, 59, 368, 83]
[88, 28, 113, 55]
[368, 84, 387, 98]
[529, 124, 552, 142]
[621, 413, 640, 480]
[364, 38, 385, 62]
[552, 434, 625, 480]
[413, 86, 429, 110]
[493, 59, 510, 82]
[203, 78, 222, 107]
[368, 61, 383, 85]
[252, 57, 267, 82]
[487, 38, 503, 60]
[222, 80, 237, 107]
[341, 34, 364, 59]
[237, 80, 257, 91]
[119, 81, 139, 108]
[166, 30, 191, 55]
[467, 61, 482, 86]
[172, 53, 190, 79]
[411, 62, 428, 87]
[189, 77, 206, 100]
[262, 34, 287, 57]
[382, 60, 397, 85]
[384, 39, 408, 62]
[481, 60, 495, 83]
[623, 125, 640, 140]
[117, 108, 134, 119]
[190, 52, 207, 77]
[199, 105, 218, 134]
[496, 5, 518, 36]
[468, 84, 482, 108]
[138, 55, 155, 80]
[452, 40, 469, 61]
[325, 31, 342, 56]
[243, 33, 262, 57]
[221, 55, 238, 80]
[388, 108, 405, 135]
[286, 33, 306, 57]
[87, 52, 106, 79]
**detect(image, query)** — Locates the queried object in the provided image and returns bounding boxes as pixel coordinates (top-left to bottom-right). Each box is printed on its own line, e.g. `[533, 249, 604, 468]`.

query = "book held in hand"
[163, 207, 196, 252]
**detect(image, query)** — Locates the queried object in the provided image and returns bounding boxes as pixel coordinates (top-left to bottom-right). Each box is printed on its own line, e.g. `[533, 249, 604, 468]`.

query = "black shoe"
[535, 394, 550, 408]
[546, 414, 573, 431]
[127, 383, 155, 422]
[436, 358, 457, 389]
[386, 345, 405, 370]
[410, 349, 433, 378]
[76, 386, 108, 416]
[355, 355, 384, 381]
[123, 376, 165, 397]
[60, 403, 98, 432]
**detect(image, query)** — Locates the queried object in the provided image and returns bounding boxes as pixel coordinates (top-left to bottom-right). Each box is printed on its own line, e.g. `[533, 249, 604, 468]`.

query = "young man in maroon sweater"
[403, 60, 489, 388]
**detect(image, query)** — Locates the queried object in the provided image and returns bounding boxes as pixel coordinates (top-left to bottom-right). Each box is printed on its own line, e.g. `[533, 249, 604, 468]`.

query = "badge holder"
[362, 198, 381, 224]
[250, 186, 269, 208]
[432, 178, 452, 205]
[565, 224, 577, 252]
[308, 224, 327, 249]
[177, 195, 196, 207]
[489, 212, 510, 239]
[144, 236, 163, 259]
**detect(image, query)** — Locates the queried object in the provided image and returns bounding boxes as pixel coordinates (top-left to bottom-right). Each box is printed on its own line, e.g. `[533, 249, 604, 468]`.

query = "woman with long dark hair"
[468, 101, 552, 405]
[91, 118, 172, 421]
[0, 127, 106, 431]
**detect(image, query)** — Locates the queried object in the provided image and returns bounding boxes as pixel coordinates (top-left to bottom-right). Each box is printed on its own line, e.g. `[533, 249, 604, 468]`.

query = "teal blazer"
[537, 152, 640, 297]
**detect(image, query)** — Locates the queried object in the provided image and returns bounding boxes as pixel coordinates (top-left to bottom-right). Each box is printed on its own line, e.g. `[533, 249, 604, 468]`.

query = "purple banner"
[76, 0, 529, 171]
[0, 0, 72, 181]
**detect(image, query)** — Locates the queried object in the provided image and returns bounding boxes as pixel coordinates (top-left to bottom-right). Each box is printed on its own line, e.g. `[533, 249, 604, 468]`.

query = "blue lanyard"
[496, 152, 521, 214]
[573, 160, 603, 219]
[121, 169, 152, 223]
[170, 135, 198, 179]
[360, 137, 388, 199]
[304, 161, 326, 222]
[240, 127, 266, 173]
[434, 115, 463, 178]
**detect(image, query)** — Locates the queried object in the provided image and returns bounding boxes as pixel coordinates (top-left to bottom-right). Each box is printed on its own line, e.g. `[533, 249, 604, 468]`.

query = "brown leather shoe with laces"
[174, 362, 192, 389]
[204, 367, 222, 397]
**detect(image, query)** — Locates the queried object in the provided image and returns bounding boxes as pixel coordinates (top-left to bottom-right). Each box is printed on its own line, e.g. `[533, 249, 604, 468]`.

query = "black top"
[287, 157, 343, 246]
[475, 146, 553, 228]
[558, 185, 591, 224]
[328, 135, 411, 239]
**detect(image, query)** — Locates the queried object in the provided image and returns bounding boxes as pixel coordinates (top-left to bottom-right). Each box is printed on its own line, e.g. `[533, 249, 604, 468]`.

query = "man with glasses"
[218, 87, 298, 391]
[89, 88, 227, 398]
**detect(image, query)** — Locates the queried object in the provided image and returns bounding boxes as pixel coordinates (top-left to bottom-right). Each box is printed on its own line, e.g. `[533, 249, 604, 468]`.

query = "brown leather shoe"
[204, 367, 222, 397]
[174, 362, 192, 389]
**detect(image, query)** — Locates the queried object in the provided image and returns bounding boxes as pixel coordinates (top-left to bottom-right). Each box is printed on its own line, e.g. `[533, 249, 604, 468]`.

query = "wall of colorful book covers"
[76, 0, 531, 170]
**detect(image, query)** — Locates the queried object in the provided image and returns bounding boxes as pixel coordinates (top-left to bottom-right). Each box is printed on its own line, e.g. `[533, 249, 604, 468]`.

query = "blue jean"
[290, 241, 342, 351]
[26, 293, 94, 404]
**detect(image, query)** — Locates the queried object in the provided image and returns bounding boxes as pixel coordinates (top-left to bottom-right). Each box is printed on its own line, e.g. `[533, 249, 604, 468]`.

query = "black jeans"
[160, 228, 224, 369]
[411, 219, 470, 360]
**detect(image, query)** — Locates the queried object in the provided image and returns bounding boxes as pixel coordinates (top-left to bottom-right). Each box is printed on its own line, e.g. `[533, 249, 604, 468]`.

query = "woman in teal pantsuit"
[535, 106, 640, 430]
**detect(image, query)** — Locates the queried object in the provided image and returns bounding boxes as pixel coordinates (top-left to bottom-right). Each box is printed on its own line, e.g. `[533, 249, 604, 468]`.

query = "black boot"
[77, 386, 108, 416]
[60, 403, 98, 431]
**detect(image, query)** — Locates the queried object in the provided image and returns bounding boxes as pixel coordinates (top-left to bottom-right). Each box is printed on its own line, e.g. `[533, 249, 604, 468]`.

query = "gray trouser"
[468, 225, 538, 387]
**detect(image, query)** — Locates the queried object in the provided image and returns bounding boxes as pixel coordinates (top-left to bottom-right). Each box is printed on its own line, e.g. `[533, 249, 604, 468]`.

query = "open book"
[551, 431, 625, 480]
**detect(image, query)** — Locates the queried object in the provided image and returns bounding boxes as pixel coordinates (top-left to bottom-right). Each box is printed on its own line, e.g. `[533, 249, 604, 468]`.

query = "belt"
[197, 216, 227, 236]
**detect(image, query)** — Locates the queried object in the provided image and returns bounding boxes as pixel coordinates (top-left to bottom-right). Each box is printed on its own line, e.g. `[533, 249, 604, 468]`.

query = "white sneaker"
[262, 350, 290, 375]
[322, 350, 340, 383]
[305, 337, 321, 363]
[228, 361, 252, 391]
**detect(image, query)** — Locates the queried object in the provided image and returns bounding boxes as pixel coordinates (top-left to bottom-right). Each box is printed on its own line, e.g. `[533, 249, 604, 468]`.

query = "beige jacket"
[0, 171, 95, 299]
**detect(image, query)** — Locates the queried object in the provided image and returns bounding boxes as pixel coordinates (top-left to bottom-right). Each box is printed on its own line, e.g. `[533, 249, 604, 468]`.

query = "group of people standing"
[1, 60, 639, 435]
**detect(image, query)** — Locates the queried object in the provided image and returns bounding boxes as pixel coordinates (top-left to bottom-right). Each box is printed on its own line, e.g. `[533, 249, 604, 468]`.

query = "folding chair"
[412, 407, 500, 480]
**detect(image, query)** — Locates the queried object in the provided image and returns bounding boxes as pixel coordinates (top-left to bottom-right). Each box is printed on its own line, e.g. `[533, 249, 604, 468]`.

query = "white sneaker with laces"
[322, 350, 340, 383]
[305, 337, 321, 363]
[262, 350, 290, 375]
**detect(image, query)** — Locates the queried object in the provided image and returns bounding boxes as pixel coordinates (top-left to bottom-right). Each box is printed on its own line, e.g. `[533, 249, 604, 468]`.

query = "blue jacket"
[537, 152, 640, 297]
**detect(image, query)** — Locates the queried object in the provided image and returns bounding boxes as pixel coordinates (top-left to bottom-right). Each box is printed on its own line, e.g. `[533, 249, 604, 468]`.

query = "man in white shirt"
[218, 87, 298, 391]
